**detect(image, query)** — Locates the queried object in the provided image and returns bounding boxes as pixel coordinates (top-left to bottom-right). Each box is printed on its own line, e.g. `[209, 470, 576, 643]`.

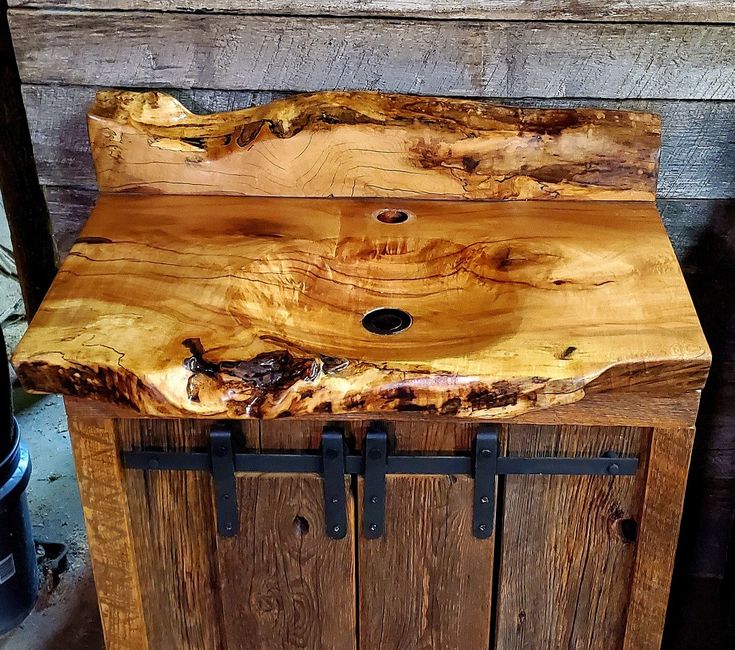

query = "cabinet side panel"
[66, 411, 149, 650]
[624, 427, 694, 650]
[496, 424, 648, 649]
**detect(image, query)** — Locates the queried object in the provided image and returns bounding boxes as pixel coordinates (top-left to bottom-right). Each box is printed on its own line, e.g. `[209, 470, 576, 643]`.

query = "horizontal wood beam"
[21, 84, 735, 200]
[7, 1, 735, 23]
[9, 10, 735, 100]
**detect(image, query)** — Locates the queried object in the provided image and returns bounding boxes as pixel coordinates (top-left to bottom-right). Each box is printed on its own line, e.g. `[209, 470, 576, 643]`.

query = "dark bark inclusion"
[181, 338, 552, 418]
[183, 337, 319, 389]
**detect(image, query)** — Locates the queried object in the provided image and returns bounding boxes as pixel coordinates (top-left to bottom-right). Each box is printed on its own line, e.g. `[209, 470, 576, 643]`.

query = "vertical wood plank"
[216, 474, 356, 649]
[358, 474, 494, 649]
[624, 427, 695, 650]
[357, 420, 493, 650]
[65, 405, 149, 650]
[496, 424, 647, 649]
[234, 420, 357, 648]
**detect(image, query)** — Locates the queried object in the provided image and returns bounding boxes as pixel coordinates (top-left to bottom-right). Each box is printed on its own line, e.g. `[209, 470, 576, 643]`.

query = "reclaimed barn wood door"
[259, 420, 647, 650]
[68, 408, 681, 650]
[357, 421, 495, 649]
[494, 424, 648, 649]
[221, 421, 357, 650]
[353, 421, 648, 650]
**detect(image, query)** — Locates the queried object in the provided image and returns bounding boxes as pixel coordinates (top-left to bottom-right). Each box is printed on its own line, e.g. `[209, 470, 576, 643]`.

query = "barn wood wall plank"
[7, 1, 735, 23]
[8, 11, 735, 100]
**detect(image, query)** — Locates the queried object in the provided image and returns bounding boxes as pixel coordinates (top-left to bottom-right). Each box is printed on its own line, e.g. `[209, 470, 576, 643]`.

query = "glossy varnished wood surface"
[87, 90, 660, 201]
[14, 195, 709, 421]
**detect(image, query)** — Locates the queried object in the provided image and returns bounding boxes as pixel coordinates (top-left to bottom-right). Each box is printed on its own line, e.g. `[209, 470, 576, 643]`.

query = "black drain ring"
[362, 308, 412, 335]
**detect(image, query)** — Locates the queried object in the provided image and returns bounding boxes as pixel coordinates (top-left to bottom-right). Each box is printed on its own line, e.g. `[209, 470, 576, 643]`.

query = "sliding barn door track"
[122, 424, 638, 540]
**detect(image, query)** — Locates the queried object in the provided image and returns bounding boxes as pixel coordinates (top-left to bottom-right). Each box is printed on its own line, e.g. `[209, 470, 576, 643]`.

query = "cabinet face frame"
[66, 404, 691, 650]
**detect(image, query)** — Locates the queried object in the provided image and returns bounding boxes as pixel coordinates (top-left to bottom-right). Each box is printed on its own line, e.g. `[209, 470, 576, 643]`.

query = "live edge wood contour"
[12, 90, 708, 422]
[13, 194, 708, 421]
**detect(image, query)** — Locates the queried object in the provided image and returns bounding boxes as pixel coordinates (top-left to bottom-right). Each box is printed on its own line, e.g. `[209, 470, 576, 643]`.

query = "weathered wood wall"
[5, 0, 735, 599]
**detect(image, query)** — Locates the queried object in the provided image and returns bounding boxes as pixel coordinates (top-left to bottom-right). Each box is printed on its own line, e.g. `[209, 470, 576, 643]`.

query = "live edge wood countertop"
[12, 90, 710, 423]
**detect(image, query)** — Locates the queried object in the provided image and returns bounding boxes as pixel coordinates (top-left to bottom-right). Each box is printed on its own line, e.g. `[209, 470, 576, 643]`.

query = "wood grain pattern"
[42, 185, 97, 257]
[85, 90, 660, 201]
[23, 85, 735, 199]
[229, 420, 356, 649]
[8, 0, 735, 22]
[262, 418, 476, 452]
[65, 404, 149, 650]
[9, 11, 735, 100]
[624, 427, 695, 650]
[13, 196, 709, 421]
[115, 419, 257, 648]
[217, 474, 356, 650]
[64, 392, 704, 430]
[496, 424, 647, 649]
[263, 419, 492, 649]
[358, 475, 494, 649]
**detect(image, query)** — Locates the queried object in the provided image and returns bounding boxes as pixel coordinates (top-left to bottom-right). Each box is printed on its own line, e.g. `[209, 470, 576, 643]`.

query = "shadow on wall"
[663, 199, 735, 650]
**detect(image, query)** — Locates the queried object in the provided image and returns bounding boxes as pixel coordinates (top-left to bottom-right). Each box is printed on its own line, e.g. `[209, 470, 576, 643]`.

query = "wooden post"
[0, 0, 56, 318]
[624, 427, 696, 650]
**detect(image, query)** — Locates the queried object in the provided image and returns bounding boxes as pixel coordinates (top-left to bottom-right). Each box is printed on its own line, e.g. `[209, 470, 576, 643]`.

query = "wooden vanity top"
[13, 194, 709, 421]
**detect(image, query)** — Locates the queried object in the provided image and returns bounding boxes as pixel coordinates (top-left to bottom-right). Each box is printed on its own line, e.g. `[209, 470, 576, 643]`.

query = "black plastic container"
[0, 329, 38, 634]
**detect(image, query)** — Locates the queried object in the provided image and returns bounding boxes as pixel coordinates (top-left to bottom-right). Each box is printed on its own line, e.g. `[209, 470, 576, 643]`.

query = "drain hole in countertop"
[375, 209, 410, 224]
[362, 308, 412, 335]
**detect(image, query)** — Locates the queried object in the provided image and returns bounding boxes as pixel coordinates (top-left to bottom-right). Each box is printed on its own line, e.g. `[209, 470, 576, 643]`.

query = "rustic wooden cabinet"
[13, 91, 709, 649]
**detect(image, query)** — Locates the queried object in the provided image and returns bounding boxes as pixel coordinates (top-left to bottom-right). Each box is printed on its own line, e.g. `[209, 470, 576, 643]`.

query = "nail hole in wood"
[375, 209, 410, 224]
[293, 516, 310, 535]
[362, 308, 412, 335]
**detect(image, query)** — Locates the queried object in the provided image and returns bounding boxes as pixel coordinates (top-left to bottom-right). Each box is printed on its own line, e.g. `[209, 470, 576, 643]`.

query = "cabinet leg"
[624, 427, 694, 650]
[67, 408, 149, 650]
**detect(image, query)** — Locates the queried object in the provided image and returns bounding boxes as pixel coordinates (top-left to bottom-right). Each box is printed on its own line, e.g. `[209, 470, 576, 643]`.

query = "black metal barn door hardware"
[122, 423, 638, 540]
